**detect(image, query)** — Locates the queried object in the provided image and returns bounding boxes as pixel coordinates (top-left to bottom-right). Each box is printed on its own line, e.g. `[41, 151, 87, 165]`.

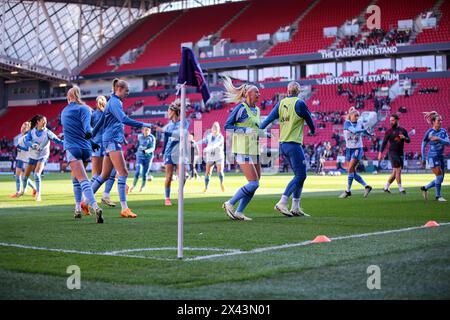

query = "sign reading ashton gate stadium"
[315, 73, 400, 85]
[320, 46, 398, 59]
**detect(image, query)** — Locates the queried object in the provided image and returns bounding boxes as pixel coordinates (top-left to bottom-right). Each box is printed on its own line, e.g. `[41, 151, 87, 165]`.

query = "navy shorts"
[428, 155, 445, 169]
[66, 148, 91, 163]
[15, 160, 26, 170]
[345, 148, 364, 162]
[104, 141, 122, 156]
[28, 157, 48, 165]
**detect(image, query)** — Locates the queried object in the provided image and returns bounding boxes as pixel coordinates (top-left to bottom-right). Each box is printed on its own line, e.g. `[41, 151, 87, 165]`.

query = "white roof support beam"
[39, 0, 72, 73]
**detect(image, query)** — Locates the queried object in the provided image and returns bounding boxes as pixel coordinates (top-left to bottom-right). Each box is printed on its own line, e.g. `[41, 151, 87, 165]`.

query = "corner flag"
[176, 47, 209, 259]
[177, 46, 210, 103]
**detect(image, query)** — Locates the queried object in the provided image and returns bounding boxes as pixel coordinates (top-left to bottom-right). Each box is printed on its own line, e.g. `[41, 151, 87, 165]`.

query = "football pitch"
[0, 172, 449, 299]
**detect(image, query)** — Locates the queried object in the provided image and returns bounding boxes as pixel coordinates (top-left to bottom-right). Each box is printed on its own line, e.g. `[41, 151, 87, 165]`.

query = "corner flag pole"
[177, 83, 186, 259]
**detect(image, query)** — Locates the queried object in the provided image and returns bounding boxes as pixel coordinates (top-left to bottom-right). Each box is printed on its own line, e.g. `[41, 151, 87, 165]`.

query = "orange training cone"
[424, 220, 440, 228]
[312, 235, 331, 243]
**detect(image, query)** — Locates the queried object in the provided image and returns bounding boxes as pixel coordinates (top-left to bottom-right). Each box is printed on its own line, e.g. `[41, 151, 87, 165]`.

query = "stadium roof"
[0, 0, 160, 80]
[48, 1, 171, 10]
[0, 0, 243, 81]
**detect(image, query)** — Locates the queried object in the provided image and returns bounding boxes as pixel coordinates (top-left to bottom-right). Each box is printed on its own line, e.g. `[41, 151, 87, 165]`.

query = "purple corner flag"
[177, 47, 210, 104]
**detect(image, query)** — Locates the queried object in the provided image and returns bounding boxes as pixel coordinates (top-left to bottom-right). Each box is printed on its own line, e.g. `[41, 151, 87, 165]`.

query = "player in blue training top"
[221, 76, 262, 221]
[88, 78, 152, 218]
[61, 86, 103, 222]
[21, 114, 63, 202]
[420, 111, 449, 202]
[260, 81, 315, 217]
[130, 127, 156, 193]
[339, 107, 374, 199]
[90, 95, 119, 208]
[10, 121, 36, 198]
[155, 100, 190, 206]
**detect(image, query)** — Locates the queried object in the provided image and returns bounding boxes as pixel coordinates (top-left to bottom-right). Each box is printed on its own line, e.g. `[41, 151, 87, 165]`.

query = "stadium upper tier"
[80, 0, 450, 75]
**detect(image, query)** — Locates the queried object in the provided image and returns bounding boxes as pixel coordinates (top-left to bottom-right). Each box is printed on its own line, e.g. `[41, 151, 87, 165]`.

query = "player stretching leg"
[21, 115, 63, 202]
[196, 122, 225, 193]
[62, 86, 103, 222]
[222, 76, 261, 221]
[88, 78, 153, 218]
[378, 114, 410, 194]
[10, 122, 36, 198]
[130, 127, 155, 193]
[260, 81, 315, 217]
[155, 100, 190, 206]
[339, 107, 374, 199]
[420, 111, 449, 202]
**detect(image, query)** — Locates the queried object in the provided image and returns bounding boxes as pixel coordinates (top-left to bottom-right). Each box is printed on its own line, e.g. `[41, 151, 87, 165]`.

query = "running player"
[196, 122, 225, 193]
[339, 107, 374, 198]
[10, 122, 36, 198]
[89, 78, 152, 218]
[420, 111, 449, 202]
[61, 86, 103, 222]
[260, 81, 315, 217]
[377, 114, 410, 194]
[222, 76, 261, 221]
[130, 127, 155, 193]
[155, 100, 190, 206]
[21, 115, 63, 202]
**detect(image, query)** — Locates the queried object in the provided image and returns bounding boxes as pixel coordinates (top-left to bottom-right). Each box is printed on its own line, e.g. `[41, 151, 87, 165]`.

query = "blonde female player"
[339, 107, 374, 199]
[21, 115, 63, 202]
[196, 121, 225, 193]
[10, 122, 36, 198]
[61, 86, 103, 222]
[222, 76, 262, 221]
[90, 95, 117, 207]
[89, 78, 152, 218]
[259, 81, 315, 217]
[420, 111, 449, 202]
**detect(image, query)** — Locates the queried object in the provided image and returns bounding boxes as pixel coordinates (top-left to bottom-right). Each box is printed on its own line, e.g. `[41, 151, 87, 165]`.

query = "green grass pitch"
[0, 172, 449, 299]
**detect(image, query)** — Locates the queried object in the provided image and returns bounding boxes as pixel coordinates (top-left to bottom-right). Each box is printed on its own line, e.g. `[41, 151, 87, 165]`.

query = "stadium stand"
[81, 11, 181, 75]
[265, 0, 372, 56]
[220, 0, 313, 43]
[116, 2, 247, 71]
[415, 0, 450, 44]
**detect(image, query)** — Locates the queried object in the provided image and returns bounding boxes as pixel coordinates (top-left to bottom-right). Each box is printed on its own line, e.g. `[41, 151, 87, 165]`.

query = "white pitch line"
[106, 247, 241, 255]
[185, 222, 450, 261]
[1, 223, 449, 261]
[0, 243, 240, 261]
[0, 242, 177, 261]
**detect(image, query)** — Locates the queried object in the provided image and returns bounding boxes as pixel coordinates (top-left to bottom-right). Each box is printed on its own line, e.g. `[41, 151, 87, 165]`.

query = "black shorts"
[389, 152, 404, 169]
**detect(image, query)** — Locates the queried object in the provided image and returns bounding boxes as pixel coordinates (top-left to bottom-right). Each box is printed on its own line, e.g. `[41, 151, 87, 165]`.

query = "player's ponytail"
[112, 78, 128, 94]
[96, 95, 107, 111]
[423, 111, 440, 125]
[67, 86, 84, 105]
[30, 115, 44, 129]
[222, 76, 257, 104]
[346, 107, 359, 120]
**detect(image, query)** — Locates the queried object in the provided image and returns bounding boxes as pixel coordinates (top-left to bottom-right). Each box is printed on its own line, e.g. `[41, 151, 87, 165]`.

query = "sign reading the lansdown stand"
[316, 73, 399, 85]
[320, 46, 398, 59]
